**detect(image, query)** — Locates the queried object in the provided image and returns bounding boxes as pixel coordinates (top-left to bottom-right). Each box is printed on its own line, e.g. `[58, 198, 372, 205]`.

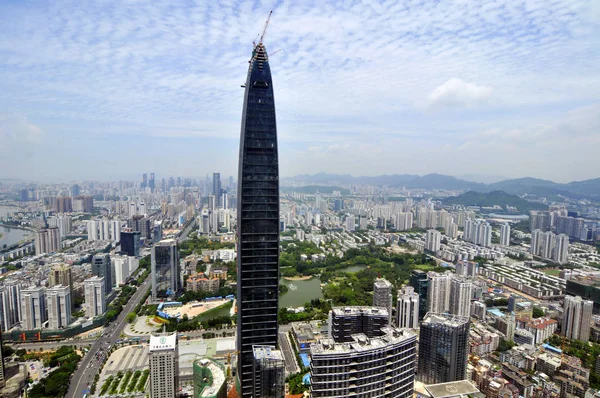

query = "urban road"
[65, 273, 151, 398]
[63, 222, 196, 398]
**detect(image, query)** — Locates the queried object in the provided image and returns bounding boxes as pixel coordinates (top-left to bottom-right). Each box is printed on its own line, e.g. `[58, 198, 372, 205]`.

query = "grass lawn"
[542, 269, 561, 276]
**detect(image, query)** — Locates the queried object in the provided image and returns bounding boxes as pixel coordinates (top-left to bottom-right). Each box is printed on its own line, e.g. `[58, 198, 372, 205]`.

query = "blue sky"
[0, 0, 599, 183]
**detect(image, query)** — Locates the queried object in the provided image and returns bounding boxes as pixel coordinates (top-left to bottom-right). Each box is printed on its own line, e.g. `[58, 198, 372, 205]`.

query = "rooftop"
[311, 326, 416, 355]
[149, 333, 177, 352]
[253, 345, 283, 361]
[331, 306, 389, 317]
[418, 380, 482, 398]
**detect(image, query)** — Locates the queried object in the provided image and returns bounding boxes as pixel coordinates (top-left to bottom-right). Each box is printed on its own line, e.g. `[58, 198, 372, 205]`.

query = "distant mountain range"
[442, 190, 547, 212]
[282, 173, 600, 200]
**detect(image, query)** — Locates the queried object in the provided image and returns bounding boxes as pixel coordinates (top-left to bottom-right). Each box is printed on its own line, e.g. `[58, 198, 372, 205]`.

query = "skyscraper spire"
[236, 19, 280, 397]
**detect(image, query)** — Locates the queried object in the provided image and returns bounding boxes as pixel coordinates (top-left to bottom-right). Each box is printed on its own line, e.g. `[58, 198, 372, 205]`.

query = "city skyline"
[0, 1, 599, 182]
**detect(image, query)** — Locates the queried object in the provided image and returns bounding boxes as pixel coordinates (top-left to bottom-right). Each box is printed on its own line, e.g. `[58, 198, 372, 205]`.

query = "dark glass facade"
[236, 43, 280, 398]
[417, 313, 470, 385]
[409, 270, 429, 320]
[92, 254, 112, 294]
[120, 231, 141, 257]
[151, 240, 179, 300]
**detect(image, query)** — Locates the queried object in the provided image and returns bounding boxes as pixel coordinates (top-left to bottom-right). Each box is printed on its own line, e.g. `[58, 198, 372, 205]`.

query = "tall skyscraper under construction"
[236, 32, 281, 397]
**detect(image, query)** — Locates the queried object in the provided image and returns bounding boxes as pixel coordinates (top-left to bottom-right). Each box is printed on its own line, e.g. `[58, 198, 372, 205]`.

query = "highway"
[65, 274, 151, 398]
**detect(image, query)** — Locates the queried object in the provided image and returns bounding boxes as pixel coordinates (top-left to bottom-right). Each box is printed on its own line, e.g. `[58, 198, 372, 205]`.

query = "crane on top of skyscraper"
[253, 10, 272, 48]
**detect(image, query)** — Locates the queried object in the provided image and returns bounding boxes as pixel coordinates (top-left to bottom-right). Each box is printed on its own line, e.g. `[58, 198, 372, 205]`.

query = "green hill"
[442, 190, 546, 213]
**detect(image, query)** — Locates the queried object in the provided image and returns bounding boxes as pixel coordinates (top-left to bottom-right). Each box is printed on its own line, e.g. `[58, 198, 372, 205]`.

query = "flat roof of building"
[424, 380, 482, 398]
[311, 326, 416, 355]
[149, 333, 177, 352]
[253, 345, 283, 361]
[331, 306, 389, 317]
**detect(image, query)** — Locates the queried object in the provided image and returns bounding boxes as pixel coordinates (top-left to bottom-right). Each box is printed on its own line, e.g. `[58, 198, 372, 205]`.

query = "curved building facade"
[310, 327, 417, 398]
[236, 42, 280, 397]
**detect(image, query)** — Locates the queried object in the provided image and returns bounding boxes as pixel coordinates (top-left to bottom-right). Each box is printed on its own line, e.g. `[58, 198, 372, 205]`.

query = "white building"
[149, 333, 179, 398]
[500, 223, 510, 246]
[46, 285, 71, 329]
[20, 286, 47, 330]
[47, 214, 72, 238]
[84, 276, 106, 318]
[425, 229, 441, 253]
[553, 234, 569, 264]
[373, 278, 393, 325]
[562, 295, 593, 343]
[87, 219, 121, 242]
[427, 272, 452, 314]
[397, 286, 419, 329]
[0, 280, 22, 331]
[35, 227, 61, 255]
[345, 215, 356, 232]
[449, 277, 473, 318]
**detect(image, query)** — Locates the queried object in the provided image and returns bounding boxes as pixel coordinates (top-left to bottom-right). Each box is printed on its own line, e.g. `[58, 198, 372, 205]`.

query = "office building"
[120, 231, 141, 257]
[500, 223, 511, 246]
[417, 313, 470, 385]
[149, 333, 179, 398]
[193, 358, 226, 398]
[425, 229, 441, 253]
[92, 253, 112, 294]
[328, 306, 389, 343]
[449, 276, 473, 318]
[410, 270, 429, 320]
[0, 281, 22, 332]
[84, 276, 106, 318]
[373, 278, 393, 324]
[252, 346, 285, 398]
[46, 285, 71, 329]
[212, 172, 222, 201]
[34, 227, 61, 255]
[310, 326, 417, 398]
[562, 295, 593, 343]
[397, 286, 419, 329]
[129, 215, 151, 239]
[427, 271, 452, 314]
[20, 287, 47, 330]
[236, 41, 280, 398]
[152, 239, 180, 301]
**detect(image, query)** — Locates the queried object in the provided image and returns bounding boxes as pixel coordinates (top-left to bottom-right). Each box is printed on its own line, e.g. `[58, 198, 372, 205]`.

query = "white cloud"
[0, 114, 44, 147]
[428, 78, 493, 109]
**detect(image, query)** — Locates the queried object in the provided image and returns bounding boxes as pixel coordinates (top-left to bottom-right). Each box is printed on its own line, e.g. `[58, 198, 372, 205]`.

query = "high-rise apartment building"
[46, 285, 71, 329]
[152, 239, 180, 301]
[530, 211, 551, 232]
[397, 286, 419, 329]
[427, 271, 452, 314]
[531, 229, 543, 256]
[562, 295, 593, 343]
[410, 270, 429, 320]
[417, 313, 470, 385]
[34, 227, 61, 255]
[449, 276, 473, 317]
[455, 260, 478, 278]
[48, 263, 73, 309]
[20, 286, 47, 330]
[252, 346, 285, 398]
[328, 306, 389, 343]
[425, 229, 441, 253]
[553, 234, 569, 264]
[84, 276, 106, 318]
[500, 223, 511, 246]
[92, 253, 112, 294]
[310, 326, 417, 398]
[0, 280, 22, 331]
[373, 278, 393, 324]
[87, 219, 121, 242]
[149, 333, 179, 398]
[72, 195, 94, 212]
[47, 214, 72, 238]
[236, 42, 280, 398]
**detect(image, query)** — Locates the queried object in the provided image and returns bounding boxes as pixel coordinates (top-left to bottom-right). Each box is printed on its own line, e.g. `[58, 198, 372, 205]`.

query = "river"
[0, 225, 32, 249]
[278, 264, 367, 307]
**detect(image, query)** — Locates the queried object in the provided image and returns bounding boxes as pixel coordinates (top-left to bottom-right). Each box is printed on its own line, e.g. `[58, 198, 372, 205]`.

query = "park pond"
[279, 264, 367, 307]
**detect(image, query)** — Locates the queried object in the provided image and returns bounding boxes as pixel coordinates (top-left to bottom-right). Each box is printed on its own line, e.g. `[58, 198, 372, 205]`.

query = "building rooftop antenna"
[259, 10, 273, 44]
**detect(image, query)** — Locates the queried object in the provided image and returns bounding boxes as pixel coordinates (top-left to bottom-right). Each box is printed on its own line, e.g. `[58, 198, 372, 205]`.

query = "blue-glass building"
[236, 42, 280, 397]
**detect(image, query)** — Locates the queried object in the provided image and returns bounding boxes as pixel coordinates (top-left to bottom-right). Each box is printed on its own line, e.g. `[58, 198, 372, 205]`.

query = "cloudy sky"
[0, 0, 599, 183]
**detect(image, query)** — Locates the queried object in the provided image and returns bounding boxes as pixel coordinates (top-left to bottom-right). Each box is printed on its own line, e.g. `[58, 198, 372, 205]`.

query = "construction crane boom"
[259, 10, 273, 43]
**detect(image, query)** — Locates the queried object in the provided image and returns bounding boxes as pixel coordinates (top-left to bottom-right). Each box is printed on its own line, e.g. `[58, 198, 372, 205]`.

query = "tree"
[532, 307, 545, 318]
